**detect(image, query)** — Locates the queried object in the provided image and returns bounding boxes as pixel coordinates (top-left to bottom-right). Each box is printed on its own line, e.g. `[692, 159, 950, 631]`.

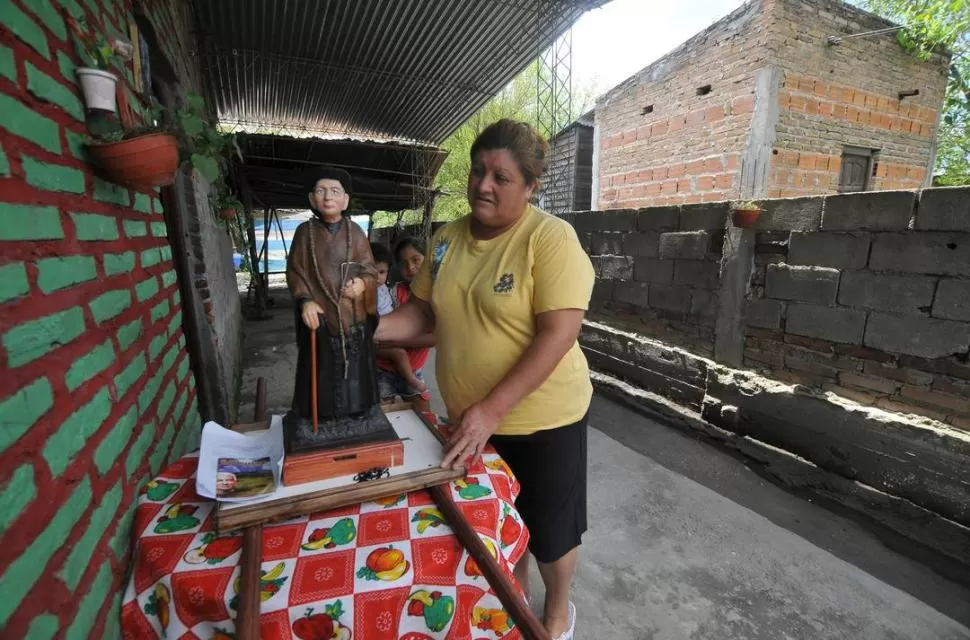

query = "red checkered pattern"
[121, 427, 528, 639]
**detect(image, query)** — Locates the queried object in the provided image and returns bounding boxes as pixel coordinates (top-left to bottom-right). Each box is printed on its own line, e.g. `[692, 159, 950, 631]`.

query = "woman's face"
[398, 245, 424, 282]
[467, 149, 535, 229]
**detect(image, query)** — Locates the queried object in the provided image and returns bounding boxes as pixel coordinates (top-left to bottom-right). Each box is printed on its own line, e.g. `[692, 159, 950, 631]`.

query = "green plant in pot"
[86, 93, 239, 190]
[218, 192, 244, 221]
[69, 17, 131, 114]
[730, 199, 764, 228]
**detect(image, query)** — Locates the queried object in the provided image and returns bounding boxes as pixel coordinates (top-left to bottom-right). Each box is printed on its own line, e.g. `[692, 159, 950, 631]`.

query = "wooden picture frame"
[215, 402, 463, 533]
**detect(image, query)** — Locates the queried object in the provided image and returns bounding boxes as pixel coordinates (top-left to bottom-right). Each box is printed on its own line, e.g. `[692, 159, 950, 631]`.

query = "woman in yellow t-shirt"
[375, 119, 594, 640]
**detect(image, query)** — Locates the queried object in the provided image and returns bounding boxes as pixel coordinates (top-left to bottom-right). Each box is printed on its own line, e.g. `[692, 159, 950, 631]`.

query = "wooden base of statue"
[281, 329, 404, 486]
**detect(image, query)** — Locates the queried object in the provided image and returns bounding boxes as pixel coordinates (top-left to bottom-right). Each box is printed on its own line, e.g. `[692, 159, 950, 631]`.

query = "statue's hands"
[342, 277, 365, 300]
[301, 300, 324, 330]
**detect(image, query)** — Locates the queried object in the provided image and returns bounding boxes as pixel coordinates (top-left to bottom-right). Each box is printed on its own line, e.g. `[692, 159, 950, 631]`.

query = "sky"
[571, 0, 750, 102]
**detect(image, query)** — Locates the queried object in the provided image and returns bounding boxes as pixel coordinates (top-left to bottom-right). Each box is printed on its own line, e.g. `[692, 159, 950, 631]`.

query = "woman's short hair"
[393, 236, 425, 261]
[470, 119, 549, 185]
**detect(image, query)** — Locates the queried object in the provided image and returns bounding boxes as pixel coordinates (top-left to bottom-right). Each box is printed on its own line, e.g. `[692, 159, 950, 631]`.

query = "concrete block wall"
[744, 187, 970, 433]
[764, 0, 950, 196]
[0, 1, 202, 636]
[566, 186, 970, 434]
[574, 204, 727, 357]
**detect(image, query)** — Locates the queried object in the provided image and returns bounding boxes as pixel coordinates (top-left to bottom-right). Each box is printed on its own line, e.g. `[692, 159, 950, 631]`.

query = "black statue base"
[283, 404, 398, 455]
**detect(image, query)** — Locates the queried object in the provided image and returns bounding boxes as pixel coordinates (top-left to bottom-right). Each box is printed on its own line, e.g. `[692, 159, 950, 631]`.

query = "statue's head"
[308, 167, 352, 221]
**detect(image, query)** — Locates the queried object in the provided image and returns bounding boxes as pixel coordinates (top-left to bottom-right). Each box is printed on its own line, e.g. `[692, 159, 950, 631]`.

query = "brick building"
[0, 1, 242, 636]
[593, 0, 951, 209]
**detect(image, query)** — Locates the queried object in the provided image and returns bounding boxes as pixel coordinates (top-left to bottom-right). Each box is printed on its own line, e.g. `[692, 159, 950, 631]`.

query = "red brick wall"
[595, 0, 949, 207]
[764, 0, 949, 197]
[595, 2, 764, 209]
[0, 0, 201, 636]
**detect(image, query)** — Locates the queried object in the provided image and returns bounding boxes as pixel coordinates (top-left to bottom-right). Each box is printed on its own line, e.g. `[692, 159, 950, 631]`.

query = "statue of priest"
[284, 167, 393, 452]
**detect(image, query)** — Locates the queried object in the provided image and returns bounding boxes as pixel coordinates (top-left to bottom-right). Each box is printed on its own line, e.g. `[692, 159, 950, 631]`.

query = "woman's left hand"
[441, 402, 502, 471]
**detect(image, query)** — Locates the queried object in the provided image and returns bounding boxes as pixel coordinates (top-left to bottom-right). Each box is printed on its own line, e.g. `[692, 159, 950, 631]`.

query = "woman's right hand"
[301, 301, 324, 330]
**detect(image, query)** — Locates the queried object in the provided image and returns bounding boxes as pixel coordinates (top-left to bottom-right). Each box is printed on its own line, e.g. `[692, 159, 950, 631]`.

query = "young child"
[371, 241, 431, 407]
[375, 237, 434, 410]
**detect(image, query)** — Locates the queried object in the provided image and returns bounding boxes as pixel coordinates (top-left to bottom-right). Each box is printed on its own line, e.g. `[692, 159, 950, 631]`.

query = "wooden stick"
[311, 328, 318, 434]
[236, 378, 268, 640]
[429, 484, 551, 640]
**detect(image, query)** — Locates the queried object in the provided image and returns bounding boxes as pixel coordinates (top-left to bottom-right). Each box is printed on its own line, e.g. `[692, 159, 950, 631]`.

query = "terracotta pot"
[77, 68, 118, 112]
[88, 132, 180, 188]
[731, 207, 763, 228]
[220, 207, 237, 220]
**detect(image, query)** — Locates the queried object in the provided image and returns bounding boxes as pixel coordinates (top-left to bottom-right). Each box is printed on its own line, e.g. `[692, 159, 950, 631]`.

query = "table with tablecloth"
[120, 418, 530, 640]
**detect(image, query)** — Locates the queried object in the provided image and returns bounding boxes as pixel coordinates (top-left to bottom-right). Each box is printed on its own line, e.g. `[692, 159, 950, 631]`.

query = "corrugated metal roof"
[235, 133, 447, 210]
[193, 0, 605, 145]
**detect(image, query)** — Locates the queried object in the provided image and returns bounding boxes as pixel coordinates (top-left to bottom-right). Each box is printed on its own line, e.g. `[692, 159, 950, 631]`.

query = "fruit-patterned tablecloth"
[120, 421, 530, 640]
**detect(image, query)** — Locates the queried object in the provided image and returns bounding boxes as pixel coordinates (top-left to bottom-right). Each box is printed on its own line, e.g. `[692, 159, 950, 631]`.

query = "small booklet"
[196, 420, 285, 503]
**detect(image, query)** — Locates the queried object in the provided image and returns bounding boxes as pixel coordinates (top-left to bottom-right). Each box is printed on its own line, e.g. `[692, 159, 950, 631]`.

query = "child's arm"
[377, 346, 427, 391]
[380, 332, 435, 349]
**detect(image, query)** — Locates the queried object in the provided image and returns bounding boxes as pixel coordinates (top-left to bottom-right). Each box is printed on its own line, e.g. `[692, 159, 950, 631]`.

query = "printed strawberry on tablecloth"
[120, 437, 530, 640]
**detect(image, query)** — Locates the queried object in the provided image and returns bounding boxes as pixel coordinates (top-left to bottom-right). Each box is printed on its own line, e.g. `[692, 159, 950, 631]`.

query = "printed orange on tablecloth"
[121, 432, 530, 639]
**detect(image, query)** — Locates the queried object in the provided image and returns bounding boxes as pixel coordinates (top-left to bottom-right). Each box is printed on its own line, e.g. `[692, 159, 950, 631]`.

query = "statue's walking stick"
[311, 327, 318, 434]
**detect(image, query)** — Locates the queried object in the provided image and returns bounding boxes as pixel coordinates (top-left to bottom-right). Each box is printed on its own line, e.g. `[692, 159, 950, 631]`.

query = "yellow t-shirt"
[411, 205, 595, 435]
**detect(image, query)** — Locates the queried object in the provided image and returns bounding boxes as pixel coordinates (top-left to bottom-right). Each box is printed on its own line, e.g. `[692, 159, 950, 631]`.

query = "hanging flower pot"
[731, 201, 764, 228]
[220, 207, 237, 220]
[77, 68, 119, 112]
[88, 132, 180, 188]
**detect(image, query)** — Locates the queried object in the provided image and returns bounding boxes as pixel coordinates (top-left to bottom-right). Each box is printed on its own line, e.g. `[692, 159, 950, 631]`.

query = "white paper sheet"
[196, 418, 285, 503]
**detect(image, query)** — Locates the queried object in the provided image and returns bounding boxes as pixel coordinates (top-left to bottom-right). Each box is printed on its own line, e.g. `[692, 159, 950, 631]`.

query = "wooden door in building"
[838, 146, 874, 193]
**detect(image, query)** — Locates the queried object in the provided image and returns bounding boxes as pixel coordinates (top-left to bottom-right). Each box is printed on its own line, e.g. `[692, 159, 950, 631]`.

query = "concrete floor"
[238, 287, 970, 639]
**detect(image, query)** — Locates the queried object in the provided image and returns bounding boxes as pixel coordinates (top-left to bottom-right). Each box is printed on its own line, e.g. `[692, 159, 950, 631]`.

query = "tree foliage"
[858, 0, 970, 184]
[372, 61, 595, 228]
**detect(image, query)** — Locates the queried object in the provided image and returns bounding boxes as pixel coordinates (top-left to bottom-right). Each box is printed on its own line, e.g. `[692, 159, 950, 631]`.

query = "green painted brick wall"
[0, 465, 35, 535]
[93, 178, 130, 206]
[22, 155, 86, 193]
[151, 300, 170, 323]
[89, 290, 131, 325]
[104, 251, 135, 276]
[43, 387, 112, 477]
[125, 420, 154, 479]
[57, 50, 75, 82]
[156, 380, 176, 421]
[2, 0, 50, 59]
[0, 476, 92, 627]
[141, 247, 162, 268]
[66, 563, 112, 639]
[135, 275, 159, 302]
[113, 353, 146, 397]
[133, 193, 151, 213]
[0, 378, 53, 453]
[93, 406, 137, 475]
[65, 339, 115, 391]
[108, 504, 134, 560]
[161, 269, 177, 287]
[3, 307, 85, 367]
[26, 0, 68, 42]
[72, 212, 120, 241]
[0, 94, 60, 153]
[59, 481, 121, 589]
[150, 221, 168, 237]
[25, 62, 83, 121]
[167, 311, 182, 336]
[36, 255, 97, 293]
[0, 262, 29, 303]
[0, 204, 63, 240]
[0, 145, 8, 176]
[148, 332, 167, 361]
[149, 425, 174, 475]
[0, 44, 14, 82]
[122, 219, 146, 237]
[65, 129, 88, 161]
[26, 614, 59, 640]
[116, 318, 142, 351]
